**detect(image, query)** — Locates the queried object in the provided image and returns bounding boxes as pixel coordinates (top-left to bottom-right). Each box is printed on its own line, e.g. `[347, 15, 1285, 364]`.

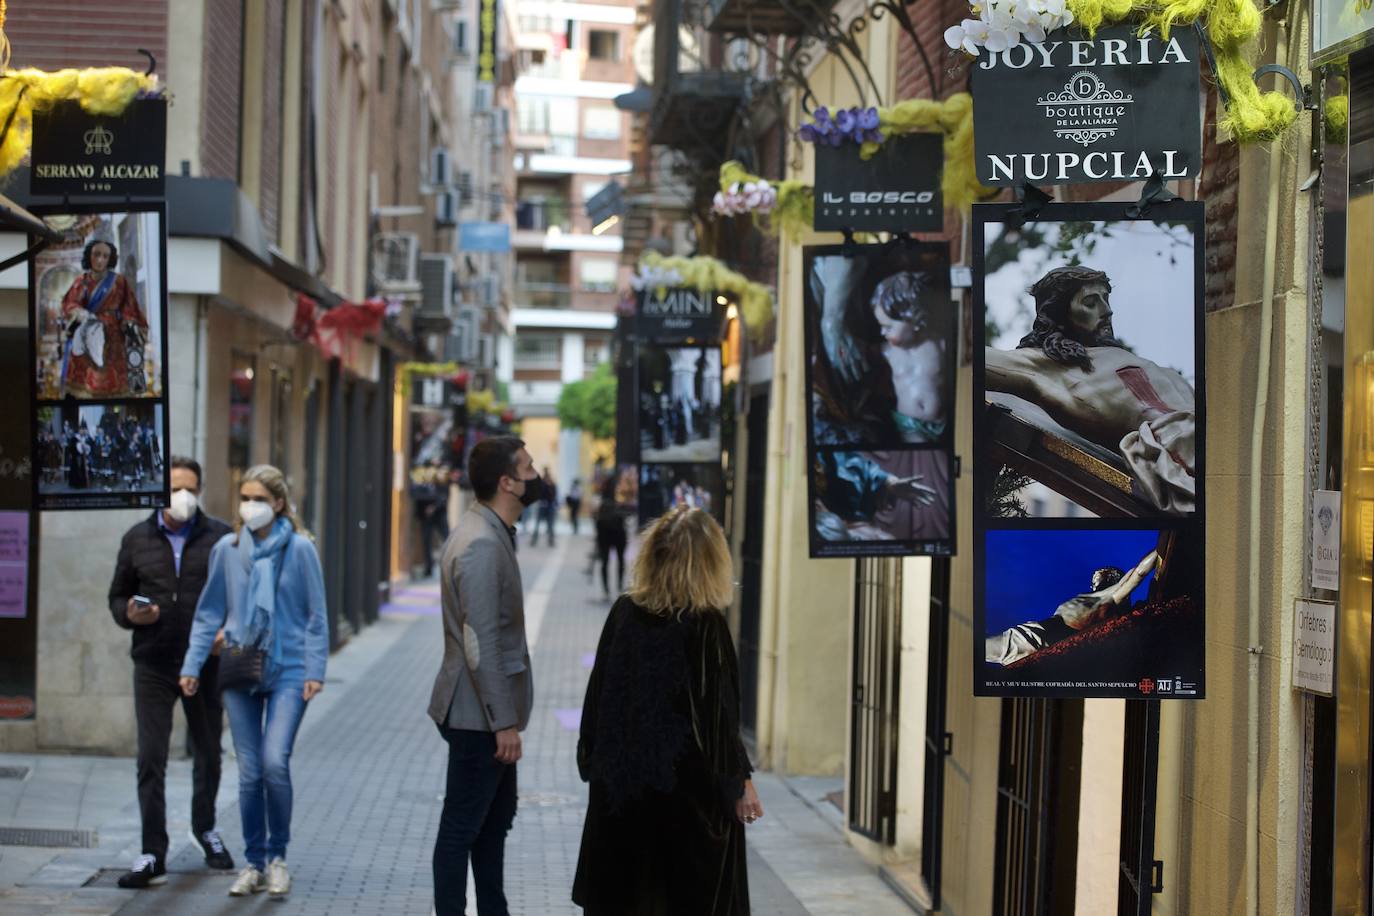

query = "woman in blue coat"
[180, 464, 329, 901]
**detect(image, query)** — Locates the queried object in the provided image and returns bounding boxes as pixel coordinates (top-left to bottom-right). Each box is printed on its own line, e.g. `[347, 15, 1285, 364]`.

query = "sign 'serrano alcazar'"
[31, 99, 167, 198]
[971, 24, 1200, 186]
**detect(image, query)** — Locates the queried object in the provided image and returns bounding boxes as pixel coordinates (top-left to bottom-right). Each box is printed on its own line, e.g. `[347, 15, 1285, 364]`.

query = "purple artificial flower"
[798, 123, 817, 143]
[867, 129, 885, 145]
[813, 106, 832, 125]
[827, 130, 844, 147]
[835, 107, 856, 137]
[858, 107, 880, 131]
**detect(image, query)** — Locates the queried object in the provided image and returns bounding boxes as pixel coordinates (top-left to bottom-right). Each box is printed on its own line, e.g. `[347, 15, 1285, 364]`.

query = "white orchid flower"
[944, 23, 981, 54]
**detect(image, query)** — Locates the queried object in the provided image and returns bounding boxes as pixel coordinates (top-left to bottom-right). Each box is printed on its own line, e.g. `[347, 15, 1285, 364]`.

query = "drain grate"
[0, 827, 97, 848]
[0, 766, 29, 779]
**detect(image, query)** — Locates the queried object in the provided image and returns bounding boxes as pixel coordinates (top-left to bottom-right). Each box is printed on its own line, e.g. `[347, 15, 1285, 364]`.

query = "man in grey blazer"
[430, 436, 542, 916]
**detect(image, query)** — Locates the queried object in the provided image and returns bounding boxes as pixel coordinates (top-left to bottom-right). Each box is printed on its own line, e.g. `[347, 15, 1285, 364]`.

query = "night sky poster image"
[803, 242, 956, 558]
[972, 201, 1205, 698]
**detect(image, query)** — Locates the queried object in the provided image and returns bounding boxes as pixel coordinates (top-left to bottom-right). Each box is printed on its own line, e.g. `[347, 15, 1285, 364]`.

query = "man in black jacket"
[108, 456, 234, 888]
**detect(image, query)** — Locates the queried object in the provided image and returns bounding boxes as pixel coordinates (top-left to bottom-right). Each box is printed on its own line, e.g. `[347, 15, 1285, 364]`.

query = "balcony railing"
[650, 0, 748, 152]
[515, 281, 573, 308]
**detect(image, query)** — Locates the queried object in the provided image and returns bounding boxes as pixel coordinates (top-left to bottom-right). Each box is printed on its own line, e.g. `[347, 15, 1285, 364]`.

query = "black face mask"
[516, 474, 544, 508]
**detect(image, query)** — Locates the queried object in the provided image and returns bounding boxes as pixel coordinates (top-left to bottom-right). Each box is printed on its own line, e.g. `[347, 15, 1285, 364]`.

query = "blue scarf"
[238, 516, 294, 649]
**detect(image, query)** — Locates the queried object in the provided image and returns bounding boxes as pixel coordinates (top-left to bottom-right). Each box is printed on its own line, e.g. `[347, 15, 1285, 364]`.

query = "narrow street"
[0, 528, 915, 915]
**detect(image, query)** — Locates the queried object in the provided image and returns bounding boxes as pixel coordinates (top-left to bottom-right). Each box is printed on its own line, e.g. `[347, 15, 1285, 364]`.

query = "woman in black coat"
[573, 506, 762, 916]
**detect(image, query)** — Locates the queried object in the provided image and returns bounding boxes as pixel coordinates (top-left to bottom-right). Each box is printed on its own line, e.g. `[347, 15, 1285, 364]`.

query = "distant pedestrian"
[566, 478, 584, 535]
[412, 459, 451, 577]
[593, 476, 627, 599]
[179, 465, 330, 901]
[108, 456, 235, 889]
[530, 467, 558, 547]
[429, 436, 538, 916]
[573, 506, 759, 915]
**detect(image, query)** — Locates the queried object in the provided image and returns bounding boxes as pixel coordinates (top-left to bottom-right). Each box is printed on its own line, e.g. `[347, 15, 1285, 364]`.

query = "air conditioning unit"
[435, 188, 458, 227]
[447, 306, 480, 361]
[430, 147, 451, 187]
[419, 253, 455, 318]
[371, 232, 420, 288]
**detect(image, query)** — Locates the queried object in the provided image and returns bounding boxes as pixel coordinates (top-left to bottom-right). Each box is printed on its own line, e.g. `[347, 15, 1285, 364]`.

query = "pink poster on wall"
[0, 511, 30, 619]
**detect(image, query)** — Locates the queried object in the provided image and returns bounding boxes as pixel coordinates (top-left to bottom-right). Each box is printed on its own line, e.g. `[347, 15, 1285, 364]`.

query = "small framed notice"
[1292, 598, 1335, 696]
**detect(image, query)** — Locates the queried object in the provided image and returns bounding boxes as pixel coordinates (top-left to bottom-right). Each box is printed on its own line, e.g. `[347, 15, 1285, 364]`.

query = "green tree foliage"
[556, 362, 617, 440]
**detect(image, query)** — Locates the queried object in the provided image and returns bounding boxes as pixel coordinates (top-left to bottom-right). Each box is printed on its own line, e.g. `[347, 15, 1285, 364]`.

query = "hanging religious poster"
[970, 24, 1201, 186]
[813, 132, 944, 232]
[802, 242, 957, 558]
[638, 345, 724, 464]
[971, 200, 1206, 698]
[639, 462, 724, 526]
[29, 202, 171, 511]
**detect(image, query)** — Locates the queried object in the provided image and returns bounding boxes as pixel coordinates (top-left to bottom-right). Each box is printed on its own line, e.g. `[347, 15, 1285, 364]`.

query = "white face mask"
[239, 500, 276, 532]
[168, 488, 198, 522]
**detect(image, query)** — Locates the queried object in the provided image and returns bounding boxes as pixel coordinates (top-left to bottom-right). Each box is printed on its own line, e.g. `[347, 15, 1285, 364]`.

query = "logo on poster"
[1039, 71, 1133, 146]
[83, 124, 113, 155]
[1138, 677, 1155, 695]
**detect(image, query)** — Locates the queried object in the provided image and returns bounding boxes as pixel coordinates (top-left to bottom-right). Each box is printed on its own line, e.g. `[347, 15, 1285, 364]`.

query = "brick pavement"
[1, 528, 915, 915]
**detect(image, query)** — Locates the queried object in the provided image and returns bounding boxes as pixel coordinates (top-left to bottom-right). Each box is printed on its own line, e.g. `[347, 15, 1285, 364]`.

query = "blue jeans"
[222, 685, 309, 869]
[433, 726, 518, 916]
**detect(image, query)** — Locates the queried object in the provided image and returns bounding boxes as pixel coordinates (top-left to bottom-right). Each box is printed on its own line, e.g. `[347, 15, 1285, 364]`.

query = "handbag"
[217, 540, 289, 693]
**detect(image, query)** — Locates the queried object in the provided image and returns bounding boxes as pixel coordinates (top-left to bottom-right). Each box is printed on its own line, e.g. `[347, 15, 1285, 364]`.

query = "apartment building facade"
[502, 0, 635, 487]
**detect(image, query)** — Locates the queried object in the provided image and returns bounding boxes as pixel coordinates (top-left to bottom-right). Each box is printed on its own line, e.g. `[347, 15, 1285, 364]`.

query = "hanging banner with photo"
[638, 462, 724, 526]
[28, 203, 171, 511]
[31, 99, 168, 198]
[637, 287, 723, 343]
[971, 200, 1205, 698]
[802, 242, 957, 558]
[970, 24, 1201, 186]
[638, 344, 724, 464]
[813, 133, 944, 232]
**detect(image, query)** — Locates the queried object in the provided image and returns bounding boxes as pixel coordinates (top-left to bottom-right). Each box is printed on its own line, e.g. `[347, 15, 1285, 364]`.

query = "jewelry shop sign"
[31, 99, 167, 198]
[971, 24, 1200, 186]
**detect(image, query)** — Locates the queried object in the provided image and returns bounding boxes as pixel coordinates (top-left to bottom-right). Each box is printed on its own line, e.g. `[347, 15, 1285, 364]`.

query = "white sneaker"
[228, 865, 265, 896]
[266, 857, 290, 898]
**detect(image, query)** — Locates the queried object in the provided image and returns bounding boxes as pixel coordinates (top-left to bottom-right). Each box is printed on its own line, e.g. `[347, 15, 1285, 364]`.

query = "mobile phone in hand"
[132, 595, 153, 608]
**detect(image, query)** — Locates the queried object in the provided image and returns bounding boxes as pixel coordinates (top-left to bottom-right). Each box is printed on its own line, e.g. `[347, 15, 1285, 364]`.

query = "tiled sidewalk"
[0, 530, 915, 915]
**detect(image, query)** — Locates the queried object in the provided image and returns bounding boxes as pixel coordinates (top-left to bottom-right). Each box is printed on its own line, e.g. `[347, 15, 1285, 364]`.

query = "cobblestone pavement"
[0, 526, 915, 915]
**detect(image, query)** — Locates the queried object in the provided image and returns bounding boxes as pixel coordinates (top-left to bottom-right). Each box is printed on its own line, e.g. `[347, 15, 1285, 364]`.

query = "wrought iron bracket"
[1253, 63, 1310, 112]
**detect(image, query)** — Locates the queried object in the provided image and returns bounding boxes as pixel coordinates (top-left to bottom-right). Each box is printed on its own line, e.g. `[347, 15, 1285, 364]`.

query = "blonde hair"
[234, 464, 310, 542]
[628, 506, 734, 615]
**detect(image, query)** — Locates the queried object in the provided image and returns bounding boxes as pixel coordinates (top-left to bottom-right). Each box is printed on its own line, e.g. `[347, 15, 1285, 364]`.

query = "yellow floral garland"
[397, 360, 462, 399]
[640, 250, 774, 331]
[717, 160, 815, 239]
[858, 92, 988, 210]
[0, 67, 161, 177]
[1066, 0, 1297, 142]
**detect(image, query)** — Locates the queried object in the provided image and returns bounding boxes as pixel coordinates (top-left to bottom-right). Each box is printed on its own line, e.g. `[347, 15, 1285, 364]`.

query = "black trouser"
[419, 508, 450, 576]
[595, 520, 627, 596]
[566, 499, 581, 534]
[433, 726, 518, 916]
[134, 656, 224, 863]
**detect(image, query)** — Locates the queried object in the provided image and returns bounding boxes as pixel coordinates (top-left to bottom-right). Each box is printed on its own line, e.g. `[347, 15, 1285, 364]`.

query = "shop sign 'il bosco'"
[971, 24, 1201, 186]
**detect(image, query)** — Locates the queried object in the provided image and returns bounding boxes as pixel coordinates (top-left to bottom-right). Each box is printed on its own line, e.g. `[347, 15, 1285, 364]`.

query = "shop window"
[229, 353, 256, 497]
[588, 29, 620, 62]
